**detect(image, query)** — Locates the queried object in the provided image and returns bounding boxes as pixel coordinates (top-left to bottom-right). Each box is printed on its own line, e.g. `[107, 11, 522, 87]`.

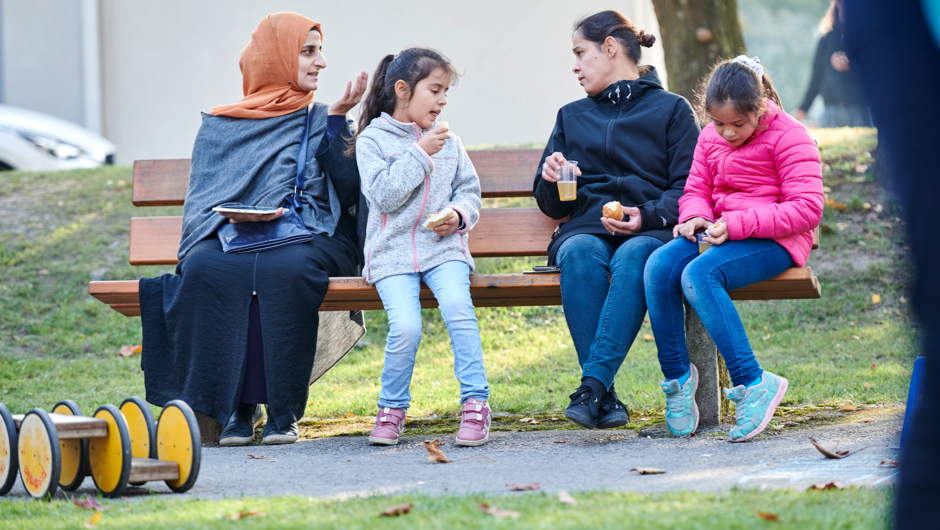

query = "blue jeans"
[556, 234, 664, 389]
[644, 237, 795, 387]
[374, 260, 489, 409]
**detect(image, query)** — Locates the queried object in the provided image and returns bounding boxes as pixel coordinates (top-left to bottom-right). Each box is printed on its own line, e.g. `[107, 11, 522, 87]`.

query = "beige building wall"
[99, 0, 664, 164]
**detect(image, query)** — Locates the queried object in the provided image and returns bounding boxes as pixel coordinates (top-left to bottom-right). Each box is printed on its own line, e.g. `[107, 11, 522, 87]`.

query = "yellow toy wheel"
[156, 400, 200, 493]
[0, 403, 18, 496]
[51, 399, 87, 491]
[17, 409, 60, 500]
[87, 404, 131, 498]
[120, 396, 156, 486]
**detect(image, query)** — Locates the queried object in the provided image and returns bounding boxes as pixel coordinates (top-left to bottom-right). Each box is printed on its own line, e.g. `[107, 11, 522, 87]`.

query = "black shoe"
[564, 377, 607, 429]
[596, 384, 630, 429]
[262, 407, 299, 445]
[219, 403, 264, 446]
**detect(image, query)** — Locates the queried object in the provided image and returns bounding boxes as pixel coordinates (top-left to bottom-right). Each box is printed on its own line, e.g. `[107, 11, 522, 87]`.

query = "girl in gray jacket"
[352, 48, 491, 447]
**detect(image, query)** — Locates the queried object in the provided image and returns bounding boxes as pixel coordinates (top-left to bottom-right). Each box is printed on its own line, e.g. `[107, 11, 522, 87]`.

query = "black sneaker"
[564, 377, 607, 429]
[596, 384, 630, 429]
[219, 403, 264, 446]
[262, 409, 299, 445]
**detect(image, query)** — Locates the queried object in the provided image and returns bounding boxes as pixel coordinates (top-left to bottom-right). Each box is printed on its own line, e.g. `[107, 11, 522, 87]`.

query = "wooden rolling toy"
[0, 399, 200, 499]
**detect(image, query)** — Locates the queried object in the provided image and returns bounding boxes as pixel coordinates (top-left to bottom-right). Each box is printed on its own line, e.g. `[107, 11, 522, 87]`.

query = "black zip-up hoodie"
[533, 67, 699, 265]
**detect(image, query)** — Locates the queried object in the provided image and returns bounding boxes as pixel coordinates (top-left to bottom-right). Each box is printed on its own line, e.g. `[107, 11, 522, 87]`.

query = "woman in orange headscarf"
[139, 13, 369, 446]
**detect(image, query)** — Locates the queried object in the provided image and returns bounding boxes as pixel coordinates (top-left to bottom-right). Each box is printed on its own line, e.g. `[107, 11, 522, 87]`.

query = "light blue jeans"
[374, 260, 489, 410]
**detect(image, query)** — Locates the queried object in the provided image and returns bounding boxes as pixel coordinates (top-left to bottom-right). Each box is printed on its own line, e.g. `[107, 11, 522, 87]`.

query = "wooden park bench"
[89, 148, 821, 427]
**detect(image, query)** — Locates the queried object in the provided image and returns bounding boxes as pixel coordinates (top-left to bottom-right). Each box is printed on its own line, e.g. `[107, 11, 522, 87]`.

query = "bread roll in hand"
[423, 207, 456, 230]
[602, 201, 624, 221]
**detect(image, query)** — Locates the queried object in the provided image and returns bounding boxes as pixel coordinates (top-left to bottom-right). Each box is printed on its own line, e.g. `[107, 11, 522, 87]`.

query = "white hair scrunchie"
[733, 55, 763, 78]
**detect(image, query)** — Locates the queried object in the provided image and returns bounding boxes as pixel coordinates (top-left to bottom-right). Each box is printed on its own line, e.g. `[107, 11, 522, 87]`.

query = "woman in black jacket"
[533, 10, 699, 430]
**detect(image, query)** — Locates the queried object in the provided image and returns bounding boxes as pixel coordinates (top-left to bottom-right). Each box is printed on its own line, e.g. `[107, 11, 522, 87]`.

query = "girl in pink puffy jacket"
[643, 56, 824, 442]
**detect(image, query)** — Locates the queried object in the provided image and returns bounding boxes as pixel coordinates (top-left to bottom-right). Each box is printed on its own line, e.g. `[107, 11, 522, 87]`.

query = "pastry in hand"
[423, 207, 456, 229]
[602, 201, 624, 221]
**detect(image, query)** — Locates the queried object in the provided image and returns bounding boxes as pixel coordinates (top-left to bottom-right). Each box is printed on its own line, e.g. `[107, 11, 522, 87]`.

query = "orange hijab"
[211, 13, 321, 119]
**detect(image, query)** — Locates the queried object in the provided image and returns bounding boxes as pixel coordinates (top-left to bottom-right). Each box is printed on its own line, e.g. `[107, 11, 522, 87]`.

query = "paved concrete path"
[3, 409, 901, 501]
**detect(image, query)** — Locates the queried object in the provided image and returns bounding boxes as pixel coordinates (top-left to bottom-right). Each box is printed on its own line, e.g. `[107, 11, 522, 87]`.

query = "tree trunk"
[651, 0, 747, 103]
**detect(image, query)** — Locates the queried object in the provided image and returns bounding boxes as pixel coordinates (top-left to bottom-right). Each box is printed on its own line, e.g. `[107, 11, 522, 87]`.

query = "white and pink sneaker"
[369, 407, 406, 445]
[455, 398, 491, 447]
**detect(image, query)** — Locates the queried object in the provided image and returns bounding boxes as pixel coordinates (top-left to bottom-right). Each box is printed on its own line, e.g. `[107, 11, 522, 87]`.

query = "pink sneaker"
[369, 407, 406, 445]
[455, 398, 491, 446]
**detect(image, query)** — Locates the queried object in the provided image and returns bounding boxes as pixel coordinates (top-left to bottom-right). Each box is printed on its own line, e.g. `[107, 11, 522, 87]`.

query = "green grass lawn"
[0, 128, 910, 525]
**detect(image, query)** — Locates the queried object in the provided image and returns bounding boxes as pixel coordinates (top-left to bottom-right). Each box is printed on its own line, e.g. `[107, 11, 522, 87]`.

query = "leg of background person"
[680, 240, 794, 387]
[239, 296, 267, 404]
[581, 236, 664, 389]
[844, 2, 940, 527]
[374, 273, 423, 410]
[644, 237, 700, 381]
[556, 235, 616, 367]
[423, 260, 490, 404]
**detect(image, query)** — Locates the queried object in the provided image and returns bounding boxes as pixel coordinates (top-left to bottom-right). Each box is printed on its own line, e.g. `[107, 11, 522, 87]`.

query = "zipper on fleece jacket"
[411, 175, 430, 272]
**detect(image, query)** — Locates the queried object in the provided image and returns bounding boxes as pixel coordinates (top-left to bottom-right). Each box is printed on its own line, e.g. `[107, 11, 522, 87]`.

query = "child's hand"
[703, 218, 729, 245]
[541, 152, 582, 183]
[418, 125, 451, 156]
[219, 208, 286, 224]
[432, 210, 460, 236]
[674, 217, 711, 241]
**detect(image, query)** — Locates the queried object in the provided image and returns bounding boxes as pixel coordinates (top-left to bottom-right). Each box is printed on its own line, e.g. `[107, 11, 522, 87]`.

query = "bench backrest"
[129, 149, 818, 266]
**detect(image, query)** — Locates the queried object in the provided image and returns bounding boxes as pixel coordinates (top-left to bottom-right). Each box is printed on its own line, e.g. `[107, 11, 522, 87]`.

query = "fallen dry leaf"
[900, 296, 907, 304]
[506, 483, 540, 491]
[630, 467, 666, 475]
[874, 203, 883, 213]
[879, 459, 900, 467]
[840, 405, 857, 411]
[758, 511, 779, 521]
[809, 482, 845, 490]
[872, 294, 882, 304]
[836, 222, 850, 231]
[642, 334, 654, 341]
[84, 512, 103, 528]
[781, 421, 799, 427]
[424, 438, 450, 463]
[557, 490, 578, 506]
[479, 503, 520, 519]
[809, 437, 881, 459]
[518, 417, 541, 424]
[864, 383, 873, 388]
[73, 496, 107, 510]
[118, 344, 142, 358]
[871, 364, 878, 370]
[247, 454, 266, 459]
[344, 413, 355, 418]
[826, 198, 847, 211]
[380, 503, 412, 517]
[227, 509, 267, 520]
[553, 440, 567, 444]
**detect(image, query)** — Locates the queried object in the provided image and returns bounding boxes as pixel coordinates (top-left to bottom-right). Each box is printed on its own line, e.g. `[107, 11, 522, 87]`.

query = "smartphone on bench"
[212, 205, 283, 215]
[522, 265, 560, 274]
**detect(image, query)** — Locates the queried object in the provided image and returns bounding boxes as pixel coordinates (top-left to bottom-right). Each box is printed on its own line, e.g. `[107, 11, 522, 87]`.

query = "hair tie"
[733, 55, 763, 78]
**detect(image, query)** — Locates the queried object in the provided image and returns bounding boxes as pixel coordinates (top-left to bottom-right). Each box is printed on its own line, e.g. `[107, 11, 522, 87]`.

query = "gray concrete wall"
[0, 0, 85, 125]
[98, 0, 663, 164]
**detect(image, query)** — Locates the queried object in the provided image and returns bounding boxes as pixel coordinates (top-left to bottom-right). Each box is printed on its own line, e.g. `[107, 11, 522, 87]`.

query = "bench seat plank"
[90, 266, 820, 317]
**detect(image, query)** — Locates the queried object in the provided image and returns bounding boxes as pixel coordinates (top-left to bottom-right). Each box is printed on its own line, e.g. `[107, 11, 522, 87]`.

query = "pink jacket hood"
[678, 100, 824, 266]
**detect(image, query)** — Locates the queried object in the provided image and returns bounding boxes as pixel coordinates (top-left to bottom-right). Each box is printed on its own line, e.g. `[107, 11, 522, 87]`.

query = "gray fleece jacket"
[357, 113, 481, 284]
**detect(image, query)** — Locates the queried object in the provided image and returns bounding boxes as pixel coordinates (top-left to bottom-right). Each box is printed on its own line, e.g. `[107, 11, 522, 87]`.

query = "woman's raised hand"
[673, 217, 711, 241]
[541, 152, 581, 183]
[219, 208, 286, 224]
[328, 71, 369, 116]
[418, 124, 450, 156]
[601, 206, 642, 234]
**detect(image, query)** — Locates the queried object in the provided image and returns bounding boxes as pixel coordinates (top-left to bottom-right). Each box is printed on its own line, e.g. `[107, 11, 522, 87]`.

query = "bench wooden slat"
[132, 149, 544, 206]
[89, 266, 821, 317]
[128, 208, 563, 265]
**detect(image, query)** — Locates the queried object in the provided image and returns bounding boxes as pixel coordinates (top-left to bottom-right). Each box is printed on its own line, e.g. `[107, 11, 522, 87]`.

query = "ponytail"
[345, 54, 396, 156]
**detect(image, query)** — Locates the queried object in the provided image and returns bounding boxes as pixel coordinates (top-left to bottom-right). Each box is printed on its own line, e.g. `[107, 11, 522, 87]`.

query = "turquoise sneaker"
[660, 364, 699, 437]
[724, 370, 788, 442]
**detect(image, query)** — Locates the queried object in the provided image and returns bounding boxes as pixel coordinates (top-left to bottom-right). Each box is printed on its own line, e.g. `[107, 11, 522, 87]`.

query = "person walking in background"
[644, 57, 824, 442]
[794, 0, 872, 127]
[843, 1, 940, 527]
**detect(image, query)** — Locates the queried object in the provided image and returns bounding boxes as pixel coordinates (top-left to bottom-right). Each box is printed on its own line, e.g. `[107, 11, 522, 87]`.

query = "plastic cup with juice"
[558, 160, 579, 201]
